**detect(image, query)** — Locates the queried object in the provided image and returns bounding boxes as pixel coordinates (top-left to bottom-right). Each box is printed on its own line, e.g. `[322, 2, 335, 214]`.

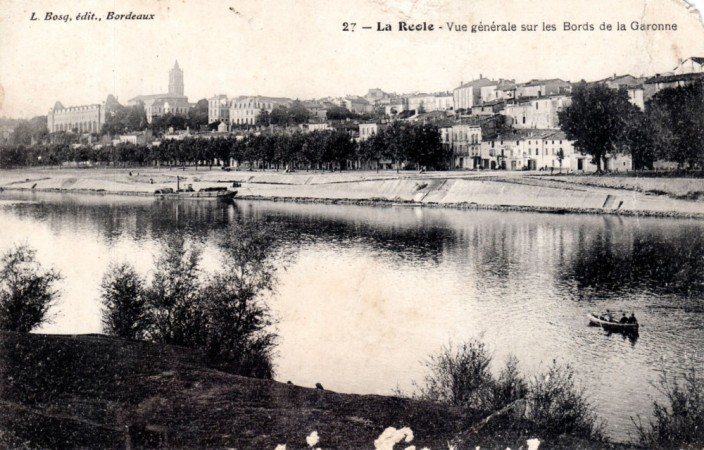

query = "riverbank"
[1, 167, 702, 218]
[0, 331, 641, 449]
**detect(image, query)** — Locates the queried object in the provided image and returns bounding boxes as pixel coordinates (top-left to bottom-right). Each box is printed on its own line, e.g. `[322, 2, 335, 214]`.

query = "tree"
[0, 244, 62, 332]
[623, 109, 655, 170]
[646, 80, 704, 169]
[288, 100, 310, 125]
[412, 123, 446, 170]
[256, 108, 271, 127]
[382, 121, 407, 172]
[326, 106, 353, 121]
[100, 262, 148, 340]
[8, 116, 49, 146]
[269, 106, 289, 126]
[144, 237, 204, 346]
[358, 131, 386, 171]
[558, 83, 638, 172]
[327, 129, 356, 170]
[199, 220, 283, 377]
[99, 223, 284, 378]
[187, 98, 209, 130]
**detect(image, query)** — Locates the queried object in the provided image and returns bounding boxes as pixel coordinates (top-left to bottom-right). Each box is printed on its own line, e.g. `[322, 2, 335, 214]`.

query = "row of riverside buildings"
[45, 57, 704, 172]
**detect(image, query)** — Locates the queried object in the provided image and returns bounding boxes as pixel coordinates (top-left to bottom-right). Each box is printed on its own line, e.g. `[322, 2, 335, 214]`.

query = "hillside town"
[2, 57, 704, 173]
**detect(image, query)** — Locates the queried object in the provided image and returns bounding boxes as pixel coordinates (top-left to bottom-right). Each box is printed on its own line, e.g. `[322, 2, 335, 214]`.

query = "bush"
[144, 236, 204, 347]
[526, 361, 605, 440]
[633, 367, 704, 449]
[198, 220, 283, 378]
[199, 273, 276, 378]
[491, 355, 528, 413]
[416, 340, 605, 442]
[99, 220, 284, 379]
[416, 339, 495, 410]
[100, 262, 148, 340]
[0, 244, 62, 332]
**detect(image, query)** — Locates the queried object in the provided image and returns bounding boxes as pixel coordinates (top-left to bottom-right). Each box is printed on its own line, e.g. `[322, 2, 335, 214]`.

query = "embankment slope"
[0, 332, 639, 449]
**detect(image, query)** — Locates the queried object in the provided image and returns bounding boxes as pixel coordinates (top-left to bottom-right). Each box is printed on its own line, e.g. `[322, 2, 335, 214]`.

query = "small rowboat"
[588, 313, 639, 333]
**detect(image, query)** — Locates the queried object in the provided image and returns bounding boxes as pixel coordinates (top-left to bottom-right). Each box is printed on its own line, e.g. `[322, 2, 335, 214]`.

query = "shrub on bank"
[0, 244, 62, 332]
[416, 340, 495, 410]
[415, 338, 605, 443]
[633, 367, 704, 449]
[526, 361, 605, 440]
[100, 262, 148, 340]
[99, 220, 283, 379]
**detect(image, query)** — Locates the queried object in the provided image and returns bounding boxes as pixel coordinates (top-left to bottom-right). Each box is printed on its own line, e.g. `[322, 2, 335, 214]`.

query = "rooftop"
[455, 78, 497, 90]
[644, 72, 704, 84]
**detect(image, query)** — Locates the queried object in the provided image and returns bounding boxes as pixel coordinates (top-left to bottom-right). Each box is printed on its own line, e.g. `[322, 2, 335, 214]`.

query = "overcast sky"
[1, 0, 704, 118]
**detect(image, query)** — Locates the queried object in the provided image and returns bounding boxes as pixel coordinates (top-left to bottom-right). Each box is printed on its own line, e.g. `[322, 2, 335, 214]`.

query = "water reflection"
[1, 191, 703, 442]
[566, 217, 704, 298]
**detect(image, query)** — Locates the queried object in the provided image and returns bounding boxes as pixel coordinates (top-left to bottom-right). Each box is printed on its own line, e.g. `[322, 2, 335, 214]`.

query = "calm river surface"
[1, 190, 703, 441]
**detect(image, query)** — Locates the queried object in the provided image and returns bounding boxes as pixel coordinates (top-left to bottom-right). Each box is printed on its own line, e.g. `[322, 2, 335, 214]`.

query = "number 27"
[342, 22, 356, 31]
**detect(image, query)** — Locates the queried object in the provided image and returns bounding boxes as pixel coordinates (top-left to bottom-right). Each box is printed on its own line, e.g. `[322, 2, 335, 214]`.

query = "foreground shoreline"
[0, 331, 642, 449]
[1, 167, 703, 219]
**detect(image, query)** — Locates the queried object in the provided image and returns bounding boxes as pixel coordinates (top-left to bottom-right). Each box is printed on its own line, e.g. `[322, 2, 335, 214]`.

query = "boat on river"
[588, 313, 639, 333]
[154, 187, 237, 201]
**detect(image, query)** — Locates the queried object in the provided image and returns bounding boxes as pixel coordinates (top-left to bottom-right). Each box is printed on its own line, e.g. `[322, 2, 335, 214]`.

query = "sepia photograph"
[1, 0, 704, 448]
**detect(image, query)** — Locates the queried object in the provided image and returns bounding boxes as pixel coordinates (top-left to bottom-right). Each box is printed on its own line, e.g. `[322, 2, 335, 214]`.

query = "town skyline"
[2, 0, 704, 119]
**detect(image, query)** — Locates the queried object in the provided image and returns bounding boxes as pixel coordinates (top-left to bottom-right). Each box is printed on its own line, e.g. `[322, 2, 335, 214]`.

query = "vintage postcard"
[1, 0, 703, 448]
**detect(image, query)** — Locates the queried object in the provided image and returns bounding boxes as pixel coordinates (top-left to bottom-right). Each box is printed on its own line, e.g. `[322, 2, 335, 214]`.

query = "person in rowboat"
[619, 313, 628, 324]
[628, 313, 638, 324]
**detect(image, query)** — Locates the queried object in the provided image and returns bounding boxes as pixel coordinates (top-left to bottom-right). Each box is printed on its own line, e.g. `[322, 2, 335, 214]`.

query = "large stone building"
[503, 95, 572, 129]
[128, 61, 190, 123]
[450, 124, 483, 169]
[208, 94, 230, 124]
[453, 77, 497, 111]
[599, 74, 645, 110]
[48, 101, 106, 133]
[358, 122, 387, 141]
[480, 130, 631, 172]
[229, 96, 292, 125]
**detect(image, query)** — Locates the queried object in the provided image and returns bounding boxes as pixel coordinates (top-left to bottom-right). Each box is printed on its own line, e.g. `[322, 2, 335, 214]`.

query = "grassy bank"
[0, 331, 643, 449]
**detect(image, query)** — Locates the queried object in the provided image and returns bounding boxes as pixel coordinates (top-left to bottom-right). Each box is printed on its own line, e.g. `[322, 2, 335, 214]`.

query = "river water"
[0, 190, 703, 441]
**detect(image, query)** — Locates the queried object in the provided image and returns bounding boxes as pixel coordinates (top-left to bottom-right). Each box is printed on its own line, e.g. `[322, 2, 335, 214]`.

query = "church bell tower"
[168, 60, 184, 96]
